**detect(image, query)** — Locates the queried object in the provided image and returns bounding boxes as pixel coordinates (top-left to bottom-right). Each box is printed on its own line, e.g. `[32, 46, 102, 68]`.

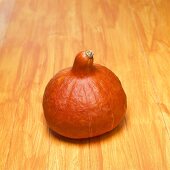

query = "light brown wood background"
[0, 0, 170, 169]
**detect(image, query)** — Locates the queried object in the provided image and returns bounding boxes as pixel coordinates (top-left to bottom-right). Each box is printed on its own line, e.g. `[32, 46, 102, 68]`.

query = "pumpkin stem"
[72, 50, 94, 75]
[85, 50, 94, 59]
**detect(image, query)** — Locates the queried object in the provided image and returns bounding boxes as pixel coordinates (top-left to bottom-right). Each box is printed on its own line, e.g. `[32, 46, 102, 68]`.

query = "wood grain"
[0, 0, 170, 169]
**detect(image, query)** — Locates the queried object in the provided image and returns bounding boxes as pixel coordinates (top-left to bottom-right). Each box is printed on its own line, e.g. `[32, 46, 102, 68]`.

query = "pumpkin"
[43, 50, 127, 139]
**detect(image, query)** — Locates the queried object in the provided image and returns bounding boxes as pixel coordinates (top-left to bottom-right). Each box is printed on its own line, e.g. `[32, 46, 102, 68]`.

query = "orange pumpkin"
[43, 50, 127, 139]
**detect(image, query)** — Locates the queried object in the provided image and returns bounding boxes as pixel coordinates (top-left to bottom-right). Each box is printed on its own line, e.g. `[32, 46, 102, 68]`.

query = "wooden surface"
[0, 0, 170, 169]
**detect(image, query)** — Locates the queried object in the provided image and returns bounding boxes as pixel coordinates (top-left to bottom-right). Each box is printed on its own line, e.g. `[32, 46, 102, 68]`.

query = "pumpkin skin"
[43, 51, 127, 139]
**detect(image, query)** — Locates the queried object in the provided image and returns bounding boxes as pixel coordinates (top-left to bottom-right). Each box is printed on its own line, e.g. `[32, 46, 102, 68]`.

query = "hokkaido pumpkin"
[43, 50, 127, 139]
